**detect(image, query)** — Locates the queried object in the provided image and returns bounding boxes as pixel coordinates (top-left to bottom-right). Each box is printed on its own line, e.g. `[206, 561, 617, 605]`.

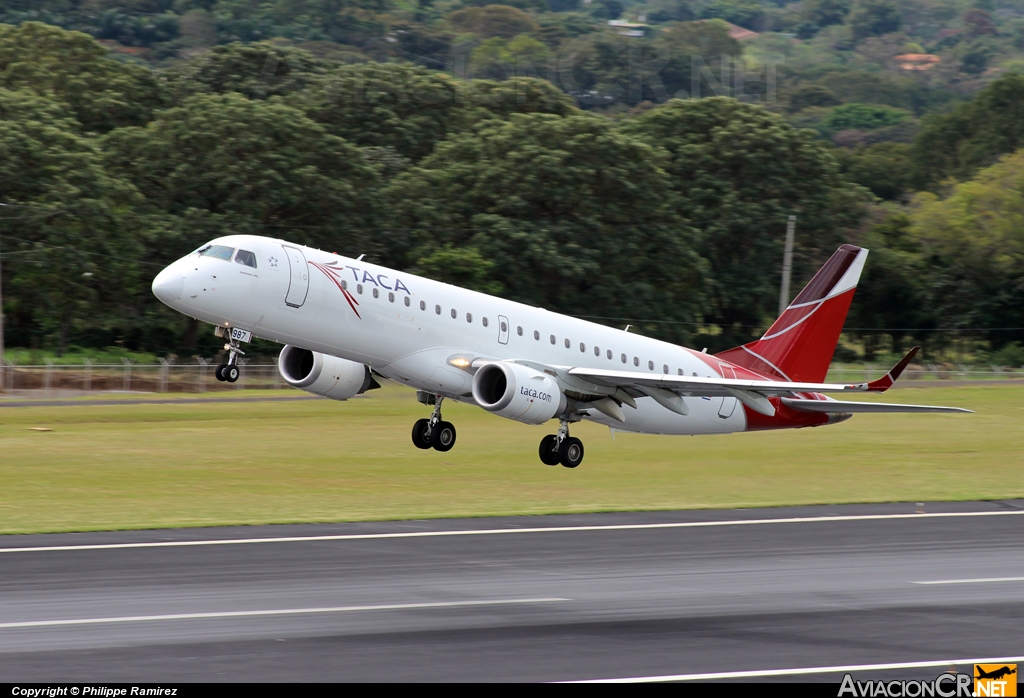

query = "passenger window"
[372, 288, 379, 299]
[357, 284, 363, 295]
[501, 320, 507, 333]
[534, 330, 540, 340]
[517, 326, 523, 336]
[663, 364, 669, 373]
[467, 313, 473, 323]
[234, 250, 257, 268]
[550, 335, 556, 345]
[607, 349, 613, 360]
[621, 353, 626, 363]
[388, 292, 395, 303]
[634, 357, 639, 366]
[435, 305, 441, 315]
[580, 342, 586, 352]
[648, 360, 654, 370]
[482, 317, 489, 327]
[451, 308, 457, 319]
[341, 280, 348, 290]
[594, 346, 600, 357]
[420, 300, 426, 311]
[678, 368, 683, 375]
[405, 296, 411, 307]
[564, 338, 571, 349]
[692, 372, 698, 377]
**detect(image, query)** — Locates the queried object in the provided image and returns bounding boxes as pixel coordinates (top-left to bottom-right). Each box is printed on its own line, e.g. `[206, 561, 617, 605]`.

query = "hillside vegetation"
[1, 9, 1024, 366]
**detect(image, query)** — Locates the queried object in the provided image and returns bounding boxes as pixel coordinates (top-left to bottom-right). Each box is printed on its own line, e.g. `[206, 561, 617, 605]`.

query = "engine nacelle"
[278, 345, 376, 401]
[471, 362, 567, 425]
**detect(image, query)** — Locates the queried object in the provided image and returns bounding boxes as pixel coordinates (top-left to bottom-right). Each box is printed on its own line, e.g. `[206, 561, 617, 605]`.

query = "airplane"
[151, 237, 970, 468]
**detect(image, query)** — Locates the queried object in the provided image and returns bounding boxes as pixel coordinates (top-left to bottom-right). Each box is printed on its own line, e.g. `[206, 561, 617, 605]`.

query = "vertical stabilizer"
[715, 245, 867, 383]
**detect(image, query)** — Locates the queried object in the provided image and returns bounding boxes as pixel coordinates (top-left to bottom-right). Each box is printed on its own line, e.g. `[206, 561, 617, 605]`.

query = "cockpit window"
[198, 245, 234, 261]
[234, 249, 257, 268]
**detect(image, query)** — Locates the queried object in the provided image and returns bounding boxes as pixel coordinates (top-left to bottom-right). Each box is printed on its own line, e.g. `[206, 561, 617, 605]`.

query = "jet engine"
[471, 362, 567, 425]
[277, 345, 378, 401]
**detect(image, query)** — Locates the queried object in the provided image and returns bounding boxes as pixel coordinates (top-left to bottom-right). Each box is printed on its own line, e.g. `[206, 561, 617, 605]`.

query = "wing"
[781, 398, 972, 414]
[472, 348, 968, 421]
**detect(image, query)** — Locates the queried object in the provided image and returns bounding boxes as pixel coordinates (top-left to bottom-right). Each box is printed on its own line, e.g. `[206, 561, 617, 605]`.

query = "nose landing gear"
[539, 419, 584, 468]
[412, 393, 457, 452]
[214, 332, 244, 383]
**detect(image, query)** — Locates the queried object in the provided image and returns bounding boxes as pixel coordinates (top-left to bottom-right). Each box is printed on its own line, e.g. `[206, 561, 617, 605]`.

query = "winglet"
[860, 347, 920, 392]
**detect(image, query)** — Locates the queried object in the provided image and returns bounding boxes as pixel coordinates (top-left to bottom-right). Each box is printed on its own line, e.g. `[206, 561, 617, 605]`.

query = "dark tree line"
[2, 23, 1023, 364]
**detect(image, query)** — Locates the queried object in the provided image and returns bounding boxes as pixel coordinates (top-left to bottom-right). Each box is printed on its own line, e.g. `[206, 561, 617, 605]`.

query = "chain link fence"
[825, 364, 1024, 383]
[0, 360, 284, 396]
[2, 360, 1023, 397]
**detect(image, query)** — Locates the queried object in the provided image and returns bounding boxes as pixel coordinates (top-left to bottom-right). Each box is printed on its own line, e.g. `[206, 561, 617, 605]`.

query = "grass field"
[0, 384, 1021, 534]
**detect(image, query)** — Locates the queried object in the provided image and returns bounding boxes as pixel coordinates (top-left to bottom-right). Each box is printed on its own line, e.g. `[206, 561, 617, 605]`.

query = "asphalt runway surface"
[2, 501, 1023, 682]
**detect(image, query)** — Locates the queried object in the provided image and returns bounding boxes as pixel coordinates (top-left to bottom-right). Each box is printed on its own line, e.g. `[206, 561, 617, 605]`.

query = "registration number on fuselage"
[230, 327, 252, 343]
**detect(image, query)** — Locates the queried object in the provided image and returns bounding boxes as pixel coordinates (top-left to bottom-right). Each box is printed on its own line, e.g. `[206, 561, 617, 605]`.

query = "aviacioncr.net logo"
[839, 673, 973, 697]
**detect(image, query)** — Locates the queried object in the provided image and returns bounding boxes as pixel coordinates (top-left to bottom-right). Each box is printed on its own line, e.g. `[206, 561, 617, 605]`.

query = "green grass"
[0, 385, 1020, 535]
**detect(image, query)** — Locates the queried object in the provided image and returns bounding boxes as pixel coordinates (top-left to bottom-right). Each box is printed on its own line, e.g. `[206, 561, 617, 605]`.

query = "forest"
[1, 1, 1023, 366]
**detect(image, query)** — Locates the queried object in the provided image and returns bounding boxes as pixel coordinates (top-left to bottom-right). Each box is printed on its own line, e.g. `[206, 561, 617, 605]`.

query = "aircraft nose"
[152, 265, 185, 305]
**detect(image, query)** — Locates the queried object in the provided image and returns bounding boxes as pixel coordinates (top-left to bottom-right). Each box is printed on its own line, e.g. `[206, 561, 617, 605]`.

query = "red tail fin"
[715, 244, 868, 383]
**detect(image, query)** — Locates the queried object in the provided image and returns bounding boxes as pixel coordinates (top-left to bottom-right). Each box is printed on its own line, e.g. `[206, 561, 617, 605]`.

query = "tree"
[0, 88, 143, 354]
[620, 97, 871, 348]
[164, 41, 327, 103]
[910, 74, 1024, 188]
[102, 92, 382, 261]
[469, 34, 550, 80]
[0, 22, 163, 132]
[909, 148, 1024, 350]
[445, 6, 540, 39]
[843, 213, 934, 359]
[802, 0, 852, 28]
[384, 112, 707, 343]
[847, 0, 901, 40]
[835, 143, 913, 201]
[300, 61, 464, 161]
[461, 76, 578, 121]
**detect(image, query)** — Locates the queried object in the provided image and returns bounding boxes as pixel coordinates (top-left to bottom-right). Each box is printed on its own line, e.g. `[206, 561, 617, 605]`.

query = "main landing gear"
[412, 394, 457, 452]
[214, 332, 243, 383]
[539, 419, 584, 469]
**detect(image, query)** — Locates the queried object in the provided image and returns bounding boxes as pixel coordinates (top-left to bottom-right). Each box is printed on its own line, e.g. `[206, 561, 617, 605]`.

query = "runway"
[2, 501, 1023, 682]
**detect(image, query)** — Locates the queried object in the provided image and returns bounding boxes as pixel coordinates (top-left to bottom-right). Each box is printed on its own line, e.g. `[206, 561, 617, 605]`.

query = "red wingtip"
[866, 347, 920, 392]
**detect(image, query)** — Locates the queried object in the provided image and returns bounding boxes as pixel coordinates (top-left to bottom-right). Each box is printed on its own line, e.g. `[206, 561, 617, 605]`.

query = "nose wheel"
[539, 420, 584, 468]
[214, 331, 245, 383]
[412, 394, 457, 452]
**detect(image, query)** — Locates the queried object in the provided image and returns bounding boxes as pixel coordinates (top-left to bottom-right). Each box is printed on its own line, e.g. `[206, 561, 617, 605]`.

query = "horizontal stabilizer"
[782, 398, 972, 414]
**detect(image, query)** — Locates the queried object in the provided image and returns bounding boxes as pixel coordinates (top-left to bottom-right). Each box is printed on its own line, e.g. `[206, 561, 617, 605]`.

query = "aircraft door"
[718, 363, 737, 419]
[283, 245, 309, 307]
[497, 315, 510, 345]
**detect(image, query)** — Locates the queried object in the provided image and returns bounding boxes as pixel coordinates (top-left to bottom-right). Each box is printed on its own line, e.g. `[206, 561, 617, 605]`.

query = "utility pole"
[778, 215, 796, 316]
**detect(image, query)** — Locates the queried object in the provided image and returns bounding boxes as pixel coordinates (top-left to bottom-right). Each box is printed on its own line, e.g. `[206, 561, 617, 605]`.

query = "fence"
[1, 361, 1022, 397]
[0, 360, 285, 395]
[826, 364, 1024, 383]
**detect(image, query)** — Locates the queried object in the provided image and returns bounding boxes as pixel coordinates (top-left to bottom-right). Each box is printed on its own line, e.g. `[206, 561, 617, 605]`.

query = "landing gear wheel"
[432, 421, 456, 452]
[411, 418, 432, 450]
[215, 363, 228, 382]
[224, 365, 240, 383]
[559, 437, 584, 469]
[539, 435, 560, 466]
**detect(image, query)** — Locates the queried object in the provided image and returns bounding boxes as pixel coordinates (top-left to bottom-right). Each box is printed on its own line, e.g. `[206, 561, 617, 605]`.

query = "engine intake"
[471, 362, 566, 425]
[278, 345, 378, 401]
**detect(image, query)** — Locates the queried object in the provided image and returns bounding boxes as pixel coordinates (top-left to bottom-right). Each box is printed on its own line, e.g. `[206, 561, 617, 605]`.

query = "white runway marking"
[912, 576, 1024, 585]
[0, 598, 568, 629]
[1, 510, 1021, 554]
[563, 655, 1024, 683]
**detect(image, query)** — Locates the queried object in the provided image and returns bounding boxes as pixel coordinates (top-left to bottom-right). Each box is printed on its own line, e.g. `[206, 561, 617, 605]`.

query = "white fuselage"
[153, 235, 748, 435]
